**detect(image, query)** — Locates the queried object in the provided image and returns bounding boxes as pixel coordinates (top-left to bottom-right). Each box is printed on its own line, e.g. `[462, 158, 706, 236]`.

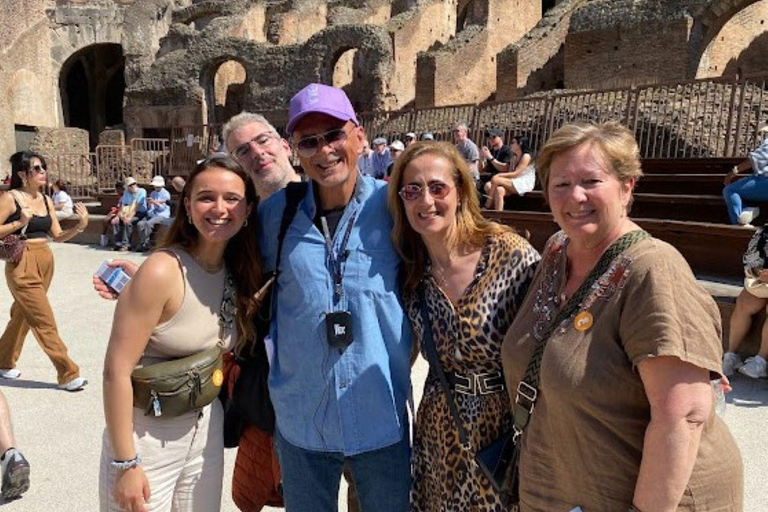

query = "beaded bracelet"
[110, 454, 141, 470]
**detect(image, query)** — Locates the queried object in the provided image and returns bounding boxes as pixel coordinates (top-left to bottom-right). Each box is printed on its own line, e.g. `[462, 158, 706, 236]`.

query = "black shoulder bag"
[420, 230, 650, 502]
[223, 181, 308, 448]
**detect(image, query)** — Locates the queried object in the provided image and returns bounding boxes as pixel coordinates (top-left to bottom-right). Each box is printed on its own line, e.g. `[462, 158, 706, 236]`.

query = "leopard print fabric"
[408, 231, 540, 512]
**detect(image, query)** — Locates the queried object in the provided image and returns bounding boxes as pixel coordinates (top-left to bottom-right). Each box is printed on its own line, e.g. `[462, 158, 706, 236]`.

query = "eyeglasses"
[398, 182, 453, 202]
[31, 164, 47, 173]
[232, 132, 279, 159]
[295, 126, 350, 158]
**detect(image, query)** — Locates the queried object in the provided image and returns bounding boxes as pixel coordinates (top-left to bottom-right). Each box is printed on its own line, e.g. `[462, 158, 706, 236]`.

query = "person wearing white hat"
[724, 125, 768, 227]
[385, 140, 405, 178]
[404, 133, 417, 146]
[136, 176, 171, 251]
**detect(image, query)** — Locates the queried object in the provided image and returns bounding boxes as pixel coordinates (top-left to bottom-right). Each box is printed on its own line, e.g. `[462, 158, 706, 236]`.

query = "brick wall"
[697, 1, 768, 78]
[566, 17, 693, 90]
[496, 0, 586, 100]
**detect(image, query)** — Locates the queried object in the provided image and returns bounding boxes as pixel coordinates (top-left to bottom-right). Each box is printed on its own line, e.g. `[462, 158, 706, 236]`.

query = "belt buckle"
[454, 374, 474, 395]
[476, 372, 504, 395]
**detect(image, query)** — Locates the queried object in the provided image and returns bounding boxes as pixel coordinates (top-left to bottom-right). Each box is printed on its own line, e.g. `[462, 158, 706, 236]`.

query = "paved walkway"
[0, 243, 764, 511]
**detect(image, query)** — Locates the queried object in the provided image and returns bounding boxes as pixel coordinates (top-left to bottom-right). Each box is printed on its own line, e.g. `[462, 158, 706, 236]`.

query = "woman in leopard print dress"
[387, 141, 539, 511]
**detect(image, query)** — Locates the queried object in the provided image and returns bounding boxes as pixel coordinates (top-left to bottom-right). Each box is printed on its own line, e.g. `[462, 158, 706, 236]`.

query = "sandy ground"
[0, 243, 764, 511]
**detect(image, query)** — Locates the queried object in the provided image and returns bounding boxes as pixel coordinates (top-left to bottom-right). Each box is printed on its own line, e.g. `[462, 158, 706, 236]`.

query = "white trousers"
[99, 400, 224, 512]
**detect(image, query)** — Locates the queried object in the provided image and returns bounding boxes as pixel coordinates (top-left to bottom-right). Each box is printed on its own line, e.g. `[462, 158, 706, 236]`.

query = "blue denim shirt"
[258, 175, 412, 456]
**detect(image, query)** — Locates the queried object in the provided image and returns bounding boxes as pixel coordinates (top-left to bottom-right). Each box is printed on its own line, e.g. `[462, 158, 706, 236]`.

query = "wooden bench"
[483, 211, 753, 279]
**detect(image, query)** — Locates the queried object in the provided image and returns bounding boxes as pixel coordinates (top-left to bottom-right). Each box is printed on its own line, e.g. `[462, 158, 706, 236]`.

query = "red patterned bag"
[0, 234, 25, 262]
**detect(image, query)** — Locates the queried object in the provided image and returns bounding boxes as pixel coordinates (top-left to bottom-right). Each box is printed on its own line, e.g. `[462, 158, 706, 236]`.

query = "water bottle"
[712, 379, 726, 416]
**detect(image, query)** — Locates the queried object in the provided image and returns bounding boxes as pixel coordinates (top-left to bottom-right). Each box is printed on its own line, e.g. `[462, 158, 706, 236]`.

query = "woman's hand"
[18, 207, 33, 226]
[113, 466, 150, 512]
[93, 260, 140, 300]
[74, 202, 89, 229]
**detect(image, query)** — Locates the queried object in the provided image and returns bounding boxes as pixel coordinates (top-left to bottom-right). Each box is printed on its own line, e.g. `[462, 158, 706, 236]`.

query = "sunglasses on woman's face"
[31, 164, 47, 173]
[398, 182, 453, 202]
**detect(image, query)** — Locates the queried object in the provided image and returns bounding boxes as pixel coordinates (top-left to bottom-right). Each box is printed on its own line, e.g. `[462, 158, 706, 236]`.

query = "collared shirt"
[120, 187, 148, 214]
[358, 152, 376, 178]
[258, 175, 411, 456]
[371, 149, 392, 179]
[148, 188, 171, 219]
[456, 139, 480, 180]
[749, 138, 768, 177]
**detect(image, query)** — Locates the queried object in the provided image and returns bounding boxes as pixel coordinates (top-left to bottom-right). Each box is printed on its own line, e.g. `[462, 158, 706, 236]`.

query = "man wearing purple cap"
[257, 84, 411, 512]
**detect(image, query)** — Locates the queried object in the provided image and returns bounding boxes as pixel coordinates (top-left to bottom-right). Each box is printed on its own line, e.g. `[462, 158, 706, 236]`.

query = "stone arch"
[332, 48, 361, 109]
[59, 43, 126, 149]
[205, 59, 248, 125]
[692, 0, 765, 77]
[7, 69, 47, 127]
[310, 26, 394, 112]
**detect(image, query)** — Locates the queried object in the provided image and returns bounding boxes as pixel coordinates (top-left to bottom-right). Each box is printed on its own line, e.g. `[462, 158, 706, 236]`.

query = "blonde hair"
[387, 141, 511, 295]
[537, 122, 643, 206]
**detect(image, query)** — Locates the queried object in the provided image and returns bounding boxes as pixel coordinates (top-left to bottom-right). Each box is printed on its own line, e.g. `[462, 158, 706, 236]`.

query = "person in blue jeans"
[136, 175, 171, 251]
[724, 126, 768, 226]
[112, 177, 147, 251]
[258, 84, 411, 512]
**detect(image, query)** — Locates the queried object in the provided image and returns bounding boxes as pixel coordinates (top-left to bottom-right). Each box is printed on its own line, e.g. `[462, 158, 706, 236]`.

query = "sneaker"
[722, 352, 743, 377]
[739, 355, 767, 379]
[0, 369, 20, 380]
[57, 377, 88, 392]
[738, 206, 760, 225]
[1, 448, 30, 500]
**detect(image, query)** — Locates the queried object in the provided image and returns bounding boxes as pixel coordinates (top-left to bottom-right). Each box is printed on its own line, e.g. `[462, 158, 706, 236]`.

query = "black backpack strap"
[273, 181, 308, 278]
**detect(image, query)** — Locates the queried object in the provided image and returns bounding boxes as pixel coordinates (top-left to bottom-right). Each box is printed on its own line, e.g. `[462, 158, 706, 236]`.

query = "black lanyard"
[320, 212, 357, 304]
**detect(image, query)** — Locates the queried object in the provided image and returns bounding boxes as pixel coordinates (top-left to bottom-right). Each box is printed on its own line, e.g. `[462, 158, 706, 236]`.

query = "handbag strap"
[418, 286, 476, 452]
[8, 191, 30, 237]
[511, 229, 651, 440]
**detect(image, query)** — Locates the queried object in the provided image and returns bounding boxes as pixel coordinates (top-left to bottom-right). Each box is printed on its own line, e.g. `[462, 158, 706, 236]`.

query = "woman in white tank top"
[484, 135, 537, 211]
[100, 155, 263, 512]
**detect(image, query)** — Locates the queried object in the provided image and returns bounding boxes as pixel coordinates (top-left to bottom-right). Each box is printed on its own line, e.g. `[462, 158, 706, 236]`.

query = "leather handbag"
[0, 192, 29, 263]
[131, 344, 224, 417]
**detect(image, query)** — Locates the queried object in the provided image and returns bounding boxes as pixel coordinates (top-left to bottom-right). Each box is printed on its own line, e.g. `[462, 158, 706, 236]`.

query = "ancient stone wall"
[415, 0, 541, 107]
[565, 0, 703, 90]
[696, 0, 768, 78]
[497, 0, 586, 100]
[0, 0, 57, 175]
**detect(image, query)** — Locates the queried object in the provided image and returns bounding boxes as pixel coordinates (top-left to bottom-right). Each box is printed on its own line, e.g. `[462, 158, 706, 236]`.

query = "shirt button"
[339, 381, 347, 389]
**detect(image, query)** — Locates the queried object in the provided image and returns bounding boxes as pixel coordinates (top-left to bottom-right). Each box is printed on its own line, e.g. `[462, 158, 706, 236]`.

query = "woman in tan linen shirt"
[501, 122, 743, 512]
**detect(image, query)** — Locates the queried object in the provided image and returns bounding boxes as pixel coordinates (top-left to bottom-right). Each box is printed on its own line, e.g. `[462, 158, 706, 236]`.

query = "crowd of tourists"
[0, 82, 754, 511]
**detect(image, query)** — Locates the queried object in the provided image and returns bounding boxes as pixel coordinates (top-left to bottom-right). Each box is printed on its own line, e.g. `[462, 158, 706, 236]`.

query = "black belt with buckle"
[445, 371, 505, 396]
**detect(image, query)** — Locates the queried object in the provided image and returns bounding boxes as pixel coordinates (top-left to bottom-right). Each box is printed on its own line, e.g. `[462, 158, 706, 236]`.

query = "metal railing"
[41, 73, 768, 199]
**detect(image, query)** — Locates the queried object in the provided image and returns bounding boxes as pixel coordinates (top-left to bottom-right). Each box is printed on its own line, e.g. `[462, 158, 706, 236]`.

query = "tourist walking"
[0, 151, 89, 391]
[387, 141, 538, 511]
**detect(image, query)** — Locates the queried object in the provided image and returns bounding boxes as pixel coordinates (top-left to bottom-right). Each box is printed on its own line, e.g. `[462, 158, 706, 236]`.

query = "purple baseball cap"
[286, 83, 359, 135]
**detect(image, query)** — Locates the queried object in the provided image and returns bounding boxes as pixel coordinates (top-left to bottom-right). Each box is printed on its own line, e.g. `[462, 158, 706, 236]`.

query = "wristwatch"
[110, 454, 141, 470]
